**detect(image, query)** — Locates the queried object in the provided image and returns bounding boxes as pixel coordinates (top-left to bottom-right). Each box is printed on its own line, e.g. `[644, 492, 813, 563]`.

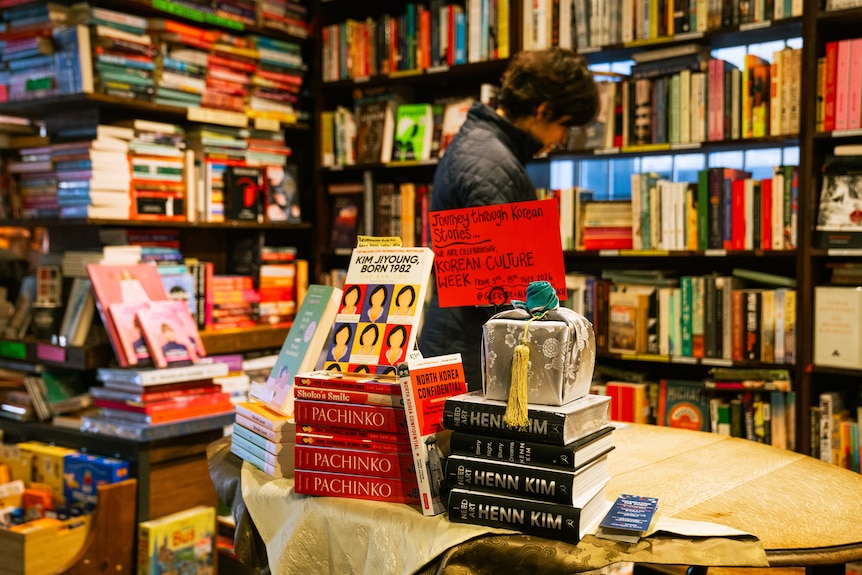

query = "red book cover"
[293, 469, 420, 504]
[731, 289, 745, 362]
[295, 371, 403, 396]
[296, 424, 410, 445]
[136, 300, 204, 368]
[760, 178, 772, 250]
[294, 445, 416, 479]
[824, 40, 839, 132]
[90, 382, 220, 403]
[293, 399, 408, 434]
[293, 386, 405, 408]
[86, 263, 170, 367]
[100, 400, 234, 424]
[94, 391, 232, 414]
[296, 432, 410, 454]
[835, 39, 852, 132]
[731, 178, 746, 251]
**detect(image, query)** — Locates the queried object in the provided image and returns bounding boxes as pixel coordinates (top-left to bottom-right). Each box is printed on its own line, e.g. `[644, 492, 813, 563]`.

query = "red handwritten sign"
[428, 199, 566, 308]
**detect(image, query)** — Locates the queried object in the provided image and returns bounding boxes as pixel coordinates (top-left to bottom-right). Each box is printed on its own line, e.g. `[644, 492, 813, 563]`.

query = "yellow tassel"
[504, 341, 530, 430]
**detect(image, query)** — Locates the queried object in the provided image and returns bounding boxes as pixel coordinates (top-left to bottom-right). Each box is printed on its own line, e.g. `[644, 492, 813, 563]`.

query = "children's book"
[137, 505, 216, 575]
[136, 300, 204, 369]
[108, 301, 152, 367]
[324, 247, 434, 374]
[398, 352, 468, 516]
[247, 284, 343, 418]
[86, 263, 169, 366]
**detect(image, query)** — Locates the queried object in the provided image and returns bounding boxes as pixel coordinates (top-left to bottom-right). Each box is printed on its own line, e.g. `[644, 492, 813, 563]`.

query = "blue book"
[596, 493, 659, 543]
[96, 53, 156, 70]
[7, 53, 54, 72]
[53, 25, 94, 95]
[454, 10, 466, 65]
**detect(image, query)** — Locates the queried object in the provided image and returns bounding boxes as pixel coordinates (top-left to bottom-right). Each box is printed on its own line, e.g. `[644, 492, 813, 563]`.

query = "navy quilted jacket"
[418, 102, 542, 391]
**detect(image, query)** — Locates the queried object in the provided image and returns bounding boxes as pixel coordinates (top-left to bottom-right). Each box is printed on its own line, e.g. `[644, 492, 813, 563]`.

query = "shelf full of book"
[797, 0, 862, 470]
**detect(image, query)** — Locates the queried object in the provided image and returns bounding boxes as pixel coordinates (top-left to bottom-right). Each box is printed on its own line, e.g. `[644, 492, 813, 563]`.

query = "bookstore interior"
[2, 0, 862, 574]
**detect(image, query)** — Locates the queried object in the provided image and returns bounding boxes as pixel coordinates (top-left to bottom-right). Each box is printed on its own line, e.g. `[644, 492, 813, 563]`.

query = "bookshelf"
[308, 0, 862, 461]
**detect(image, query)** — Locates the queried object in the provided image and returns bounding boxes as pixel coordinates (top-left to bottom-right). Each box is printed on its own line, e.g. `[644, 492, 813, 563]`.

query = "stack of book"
[247, 35, 304, 124]
[231, 400, 296, 478]
[256, 246, 297, 327]
[208, 274, 259, 331]
[258, 0, 309, 39]
[86, 362, 234, 435]
[119, 119, 190, 222]
[292, 370, 420, 504]
[53, 124, 134, 220]
[2, 3, 71, 101]
[204, 33, 257, 114]
[83, 6, 157, 102]
[148, 19, 213, 109]
[187, 125, 248, 222]
[6, 140, 57, 218]
[441, 391, 614, 542]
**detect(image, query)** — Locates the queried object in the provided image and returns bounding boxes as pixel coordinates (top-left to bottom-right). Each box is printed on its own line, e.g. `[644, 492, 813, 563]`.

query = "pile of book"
[291, 370, 420, 503]
[442, 391, 614, 542]
[84, 362, 235, 439]
[231, 400, 296, 477]
[440, 301, 616, 542]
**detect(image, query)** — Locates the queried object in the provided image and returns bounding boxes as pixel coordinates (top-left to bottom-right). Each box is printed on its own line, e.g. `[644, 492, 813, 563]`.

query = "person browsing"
[418, 47, 599, 391]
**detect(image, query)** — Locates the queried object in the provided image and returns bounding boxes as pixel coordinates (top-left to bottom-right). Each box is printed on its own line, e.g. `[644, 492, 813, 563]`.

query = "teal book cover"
[657, 379, 710, 431]
[248, 284, 343, 417]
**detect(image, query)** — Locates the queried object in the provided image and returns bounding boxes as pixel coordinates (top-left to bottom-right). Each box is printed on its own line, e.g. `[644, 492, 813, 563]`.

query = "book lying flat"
[442, 392, 611, 446]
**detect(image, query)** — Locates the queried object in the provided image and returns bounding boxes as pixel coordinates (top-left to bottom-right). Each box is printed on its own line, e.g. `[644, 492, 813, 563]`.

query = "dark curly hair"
[498, 47, 599, 127]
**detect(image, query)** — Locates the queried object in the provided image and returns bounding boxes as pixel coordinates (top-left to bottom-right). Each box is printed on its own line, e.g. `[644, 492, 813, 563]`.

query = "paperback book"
[96, 361, 229, 387]
[325, 247, 434, 374]
[248, 284, 343, 417]
[398, 352, 469, 516]
[136, 300, 204, 368]
[596, 493, 659, 543]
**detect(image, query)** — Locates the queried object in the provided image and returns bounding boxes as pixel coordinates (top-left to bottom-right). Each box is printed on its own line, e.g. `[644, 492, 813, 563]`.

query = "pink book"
[846, 38, 862, 131]
[136, 300, 204, 369]
[835, 39, 852, 132]
[108, 302, 153, 367]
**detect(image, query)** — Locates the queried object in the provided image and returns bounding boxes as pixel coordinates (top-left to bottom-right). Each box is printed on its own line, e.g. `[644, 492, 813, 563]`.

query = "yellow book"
[137, 505, 215, 575]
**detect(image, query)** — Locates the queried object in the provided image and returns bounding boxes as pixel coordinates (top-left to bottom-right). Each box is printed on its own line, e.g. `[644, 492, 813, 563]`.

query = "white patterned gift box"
[481, 307, 596, 406]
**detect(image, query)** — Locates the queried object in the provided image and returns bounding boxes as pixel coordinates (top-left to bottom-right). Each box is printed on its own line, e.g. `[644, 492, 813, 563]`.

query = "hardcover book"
[813, 286, 862, 369]
[223, 165, 264, 222]
[448, 425, 615, 471]
[447, 481, 609, 543]
[355, 99, 395, 164]
[398, 353, 469, 516]
[442, 391, 611, 446]
[657, 379, 710, 431]
[107, 301, 153, 367]
[248, 284, 343, 417]
[815, 156, 862, 249]
[324, 247, 434, 374]
[293, 469, 420, 504]
[444, 452, 610, 505]
[391, 103, 434, 161]
[137, 505, 216, 575]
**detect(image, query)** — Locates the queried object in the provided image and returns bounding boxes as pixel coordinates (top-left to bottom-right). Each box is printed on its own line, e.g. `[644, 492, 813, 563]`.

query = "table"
[209, 423, 862, 575]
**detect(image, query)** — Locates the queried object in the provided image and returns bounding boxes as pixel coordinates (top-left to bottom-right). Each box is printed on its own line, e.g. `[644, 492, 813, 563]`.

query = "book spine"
[295, 424, 410, 444]
[295, 445, 415, 479]
[294, 386, 405, 407]
[449, 431, 594, 469]
[295, 373, 403, 395]
[294, 399, 408, 434]
[296, 432, 409, 453]
[744, 290, 762, 361]
[442, 398, 567, 444]
[445, 455, 598, 504]
[294, 469, 420, 503]
[235, 415, 293, 442]
[447, 487, 586, 542]
[233, 422, 288, 453]
[233, 405, 292, 431]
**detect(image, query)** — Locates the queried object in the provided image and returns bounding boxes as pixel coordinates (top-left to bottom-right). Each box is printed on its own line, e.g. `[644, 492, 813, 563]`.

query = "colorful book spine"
[293, 386, 404, 408]
[293, 399, 408, 434]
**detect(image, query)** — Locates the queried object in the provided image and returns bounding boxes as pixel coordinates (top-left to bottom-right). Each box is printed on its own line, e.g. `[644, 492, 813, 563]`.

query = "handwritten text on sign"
[429, 199, 566, 308]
